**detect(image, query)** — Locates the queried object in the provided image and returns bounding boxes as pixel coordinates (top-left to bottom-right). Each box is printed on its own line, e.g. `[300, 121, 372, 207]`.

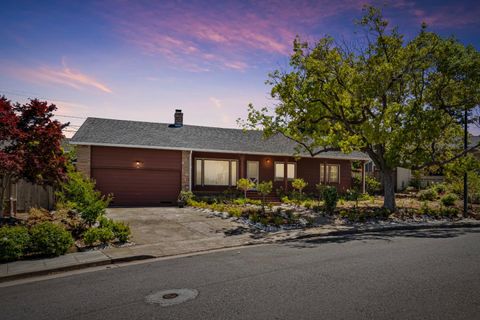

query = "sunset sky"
[1, 0, 479, 136]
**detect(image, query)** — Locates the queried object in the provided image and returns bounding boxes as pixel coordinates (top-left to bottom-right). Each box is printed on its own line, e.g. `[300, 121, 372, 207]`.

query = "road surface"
[1, 227, 480, 319]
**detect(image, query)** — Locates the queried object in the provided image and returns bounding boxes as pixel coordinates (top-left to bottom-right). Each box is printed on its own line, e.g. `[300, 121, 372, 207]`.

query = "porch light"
[135, 160, 142, 168]
[265, 158, 272, 165]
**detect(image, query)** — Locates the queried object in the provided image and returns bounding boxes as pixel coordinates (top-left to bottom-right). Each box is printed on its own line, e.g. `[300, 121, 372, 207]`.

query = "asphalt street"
[1, 227, 480, 320]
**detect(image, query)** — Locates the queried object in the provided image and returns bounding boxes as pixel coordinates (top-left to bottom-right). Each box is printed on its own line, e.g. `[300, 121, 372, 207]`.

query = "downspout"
[189, 150, 192, 191]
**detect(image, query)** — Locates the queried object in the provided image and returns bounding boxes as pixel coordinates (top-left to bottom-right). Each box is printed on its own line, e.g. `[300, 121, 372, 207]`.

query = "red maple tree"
[0, 96, 68, 217]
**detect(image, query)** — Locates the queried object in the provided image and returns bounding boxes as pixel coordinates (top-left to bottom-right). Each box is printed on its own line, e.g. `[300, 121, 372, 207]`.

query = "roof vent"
[169, 109, 183, 128]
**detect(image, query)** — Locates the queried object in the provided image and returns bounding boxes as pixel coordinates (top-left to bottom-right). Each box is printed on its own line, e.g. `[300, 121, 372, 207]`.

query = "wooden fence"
[5, 180, 55, 215]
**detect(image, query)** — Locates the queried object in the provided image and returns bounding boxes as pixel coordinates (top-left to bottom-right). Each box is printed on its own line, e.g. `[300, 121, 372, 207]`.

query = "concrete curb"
[0, 254, 154, 283]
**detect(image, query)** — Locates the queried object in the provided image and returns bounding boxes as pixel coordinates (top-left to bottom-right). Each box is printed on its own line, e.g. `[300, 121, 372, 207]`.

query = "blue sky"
[1, 0, 479, 136]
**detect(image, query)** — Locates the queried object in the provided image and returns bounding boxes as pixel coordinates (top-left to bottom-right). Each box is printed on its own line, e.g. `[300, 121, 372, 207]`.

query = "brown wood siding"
[192, 151, 352, 194]
[91, 147, 181, 206]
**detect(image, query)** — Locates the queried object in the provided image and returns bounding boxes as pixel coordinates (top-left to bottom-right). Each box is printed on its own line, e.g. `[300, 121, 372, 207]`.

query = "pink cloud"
[412, 6, 480, 28]
[102, 0, 365, 72]
[11, 60, 112, 93]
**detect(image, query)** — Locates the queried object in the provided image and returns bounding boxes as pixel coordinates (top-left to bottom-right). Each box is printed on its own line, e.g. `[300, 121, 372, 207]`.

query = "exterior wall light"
[135, 160, 142, 168]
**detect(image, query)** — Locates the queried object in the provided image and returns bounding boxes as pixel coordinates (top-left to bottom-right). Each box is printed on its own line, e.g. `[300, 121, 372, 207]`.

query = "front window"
[195, 159, 238, 186]
[320, 164, 340, 183]
[275, 162, 296, 180]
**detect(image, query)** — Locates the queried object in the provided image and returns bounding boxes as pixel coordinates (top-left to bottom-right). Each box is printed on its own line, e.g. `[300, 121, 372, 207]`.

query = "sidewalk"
[2, 219, 480, 282]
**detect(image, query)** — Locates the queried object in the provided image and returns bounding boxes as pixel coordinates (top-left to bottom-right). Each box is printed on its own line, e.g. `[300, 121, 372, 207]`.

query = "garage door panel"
[92, 168, 181, 206]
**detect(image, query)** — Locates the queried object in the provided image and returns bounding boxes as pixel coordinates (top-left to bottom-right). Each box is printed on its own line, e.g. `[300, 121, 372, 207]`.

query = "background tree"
[0, 96, 68, 218]
[242, 6, 480, 211]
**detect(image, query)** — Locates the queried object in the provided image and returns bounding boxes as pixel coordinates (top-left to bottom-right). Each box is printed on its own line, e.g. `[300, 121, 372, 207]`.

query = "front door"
[246, 161, 259, 189]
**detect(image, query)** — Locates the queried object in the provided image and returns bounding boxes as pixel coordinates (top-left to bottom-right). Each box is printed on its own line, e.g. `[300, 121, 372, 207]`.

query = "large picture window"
[320, 164, 340, 183]
[274, 162, 296, 180]
[195, 159, 238, 186]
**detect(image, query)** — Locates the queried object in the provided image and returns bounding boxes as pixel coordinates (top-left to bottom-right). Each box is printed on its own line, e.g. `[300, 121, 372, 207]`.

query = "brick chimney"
[174, 109, 183, 127]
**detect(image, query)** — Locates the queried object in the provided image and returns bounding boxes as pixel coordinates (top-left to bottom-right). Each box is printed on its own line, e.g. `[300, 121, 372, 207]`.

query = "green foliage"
[178, 190, 194, 202]
[83, 227, 115, 246]
[257, 180, 273, 203]
[365, 176, 382, 195]
[0, 226, 30, 262]
[236, 178, 255, 198]
[323, 187, 339, 214]
[441, 193, 458, 207]
[291, 178, 308, 194]
[227, 207, 243, 218]
[112, 222, 131, 243]
[29, 222, 74, 256]
[418, 189, 438, 201]
[432, 183, 447, 195]
[241, 6, 480, 211]
[56, 167, 111, 226]
[315, 183, 327, 200]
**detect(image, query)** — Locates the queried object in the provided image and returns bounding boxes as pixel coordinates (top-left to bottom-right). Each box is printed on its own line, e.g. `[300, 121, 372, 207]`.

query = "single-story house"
[70, 110, 370, 206]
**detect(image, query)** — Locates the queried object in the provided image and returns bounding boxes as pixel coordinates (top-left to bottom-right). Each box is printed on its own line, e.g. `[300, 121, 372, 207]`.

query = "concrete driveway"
[104, 207, 252, 258]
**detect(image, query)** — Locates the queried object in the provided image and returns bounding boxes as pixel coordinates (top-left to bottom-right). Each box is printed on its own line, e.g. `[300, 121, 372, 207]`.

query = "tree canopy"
[0, 96, 68, 217]
[243, 6, 480, 211]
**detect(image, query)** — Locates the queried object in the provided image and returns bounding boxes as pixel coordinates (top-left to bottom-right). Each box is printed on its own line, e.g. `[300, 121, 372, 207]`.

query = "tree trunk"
[382, 168, 396, 212]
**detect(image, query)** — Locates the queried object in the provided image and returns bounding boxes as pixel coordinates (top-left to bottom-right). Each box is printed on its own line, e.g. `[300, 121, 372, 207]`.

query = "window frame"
[320, 163, 340, 184]
[194, 158, 239, 186]
[274, 161, 297, 181]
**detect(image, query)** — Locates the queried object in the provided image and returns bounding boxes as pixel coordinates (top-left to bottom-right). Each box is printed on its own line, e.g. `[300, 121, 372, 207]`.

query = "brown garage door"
[91, 147, 182, 206]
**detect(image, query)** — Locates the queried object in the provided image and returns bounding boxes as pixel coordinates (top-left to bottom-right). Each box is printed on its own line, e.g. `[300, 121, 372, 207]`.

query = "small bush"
[233, 198, 247, 206]
[418, 188, 438, 201]
[257, 181, 273, 203]
[83, 227, 115, 246]
[178, 190, 194, 202]
[112, 222, 130, 243]
[0, 226, 30, 262]
[292, 178, 308, 194]
[246, 199, 262, 206]
[323, 186, 339, 214]
[29, 222, 74, 257]
[227, 207, 243, 218]
[441, 193, 458, 207]
[26, 208, 53, 227]
[432, 183, 447, 195]
[56, 167, 111, 226]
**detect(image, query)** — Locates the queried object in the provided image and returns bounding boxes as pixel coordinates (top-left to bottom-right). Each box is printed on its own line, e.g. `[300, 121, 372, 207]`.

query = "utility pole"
[464, 107, 468, 217]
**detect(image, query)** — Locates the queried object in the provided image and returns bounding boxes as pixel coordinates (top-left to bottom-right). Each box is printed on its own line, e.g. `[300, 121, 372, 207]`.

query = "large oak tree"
[243, 7, 480, 211]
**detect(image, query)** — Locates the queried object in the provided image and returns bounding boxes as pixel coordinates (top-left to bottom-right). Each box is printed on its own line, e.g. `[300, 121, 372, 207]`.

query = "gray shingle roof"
[70, 117, 370, 160]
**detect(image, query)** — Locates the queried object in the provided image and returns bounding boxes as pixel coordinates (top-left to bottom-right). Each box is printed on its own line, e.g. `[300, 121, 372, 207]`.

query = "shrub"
[323, 186, 339, 214]
[178, 190, 194, 202]
[257, 181, 273, 203]
[432, 183, 447, 195]
[26, 208, 53, 227]
[236, 178, 255, 199]
[112, 222, 130, 243]
[227, 207, 243, 218]
[365, 176, 382, 194]
[83, 227, 115, 246]
[246, 199, 262, 206]
[281, 196, 292, 204]
[0, 226, 30, 262]
[441, 193, 458, 207]
[56, 167, 111, 226]
[315, 183, 327, 201]
[233, 198, 247, 206]
[292, 178, 308, 194]
[29, 222, 74, 256]
[418, 188, 438, 201]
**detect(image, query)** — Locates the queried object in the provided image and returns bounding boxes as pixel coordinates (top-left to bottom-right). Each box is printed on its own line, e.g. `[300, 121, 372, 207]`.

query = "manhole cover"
[145, 289, 198, 306]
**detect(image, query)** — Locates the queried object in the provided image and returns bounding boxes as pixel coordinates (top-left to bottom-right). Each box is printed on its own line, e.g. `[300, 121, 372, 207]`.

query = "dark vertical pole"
[464, 108, 468, 217]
